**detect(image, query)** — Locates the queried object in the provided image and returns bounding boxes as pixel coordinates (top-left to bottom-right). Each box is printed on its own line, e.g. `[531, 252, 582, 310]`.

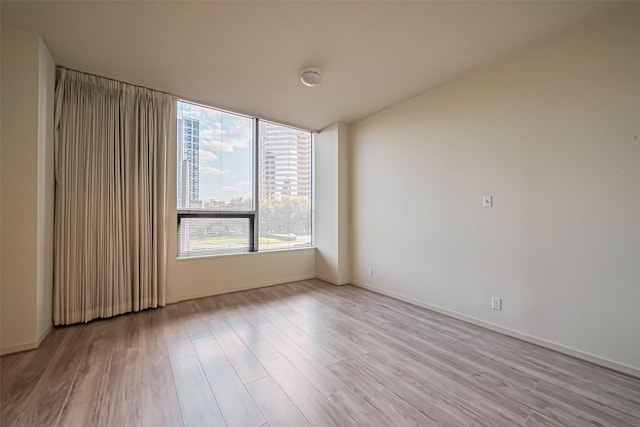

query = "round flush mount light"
[300, 67, 322, 87]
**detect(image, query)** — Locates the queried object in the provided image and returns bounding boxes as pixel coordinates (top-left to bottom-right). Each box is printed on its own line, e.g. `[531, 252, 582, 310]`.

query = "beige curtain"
[53, 68, 174, 325]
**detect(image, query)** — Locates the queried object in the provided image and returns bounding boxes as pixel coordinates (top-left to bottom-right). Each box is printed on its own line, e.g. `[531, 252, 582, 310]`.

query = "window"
[177, 100, 312, 257]
[258, 121, 312, 251]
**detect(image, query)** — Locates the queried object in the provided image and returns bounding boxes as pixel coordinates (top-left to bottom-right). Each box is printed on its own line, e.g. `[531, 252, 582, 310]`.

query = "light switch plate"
[483, 195, 493, 208]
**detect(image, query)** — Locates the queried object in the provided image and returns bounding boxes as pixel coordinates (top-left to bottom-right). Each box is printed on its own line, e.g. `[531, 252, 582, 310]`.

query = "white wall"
[315, 123, 350, 284]
[350, 6, 640, 372]
[1, 28, 55, 354]
[166, 249, 316, 303]
[36, 37, 55, 343]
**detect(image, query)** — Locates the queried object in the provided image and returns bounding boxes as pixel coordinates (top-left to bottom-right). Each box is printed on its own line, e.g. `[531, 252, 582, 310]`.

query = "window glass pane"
[258, 122, 312, 251]
[178, 218, 250, 256]
[177, 101, 253, 211]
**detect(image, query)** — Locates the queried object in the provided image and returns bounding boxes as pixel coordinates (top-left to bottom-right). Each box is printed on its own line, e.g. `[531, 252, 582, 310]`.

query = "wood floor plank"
[252, 321, 346, 397]
[138, 310, 184, 427]
[182, 300, 214, 341]
[2, 279, 639, 427]
[0, 329, 66, 424]
[245, 376, 311, 427]
[55, 322, 113, 427]
[328, 359, 440, 426]
[208, 319, 268, 385]
[226, 316, 264, 345]
[95, 315, 143, 427]
[281, 303, 376, 361]
[524, 411, 566, 426]
[326, 388, 398, 427]
[171, 355, 226, 427]
[257, 303, 344, 366]
[192, 336, 265, 427]
[245, 338, 354, 427]
[359, 334, 534, 423]
[531, 380, 638, 426]
[221, 292, 270, 326]
[12, 325, 90, 426]
[363, 348, 528, 425]
[162, 303, 197, 362]
[474, 342, 640, 416]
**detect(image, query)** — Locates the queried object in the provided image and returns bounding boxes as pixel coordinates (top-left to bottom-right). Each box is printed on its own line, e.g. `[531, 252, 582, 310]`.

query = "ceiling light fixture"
[300, 67, 322, 87]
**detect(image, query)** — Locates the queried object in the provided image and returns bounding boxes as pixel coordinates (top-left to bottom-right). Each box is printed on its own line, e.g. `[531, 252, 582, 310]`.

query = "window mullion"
[253, 118, 260, 252]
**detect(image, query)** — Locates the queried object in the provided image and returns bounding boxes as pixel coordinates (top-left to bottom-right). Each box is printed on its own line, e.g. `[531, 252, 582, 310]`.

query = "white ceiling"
[2, 1, 619, 131]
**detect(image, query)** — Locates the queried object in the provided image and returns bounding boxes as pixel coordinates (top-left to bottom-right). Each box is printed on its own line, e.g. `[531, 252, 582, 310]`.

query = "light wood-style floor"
[1, 279, 639, 427]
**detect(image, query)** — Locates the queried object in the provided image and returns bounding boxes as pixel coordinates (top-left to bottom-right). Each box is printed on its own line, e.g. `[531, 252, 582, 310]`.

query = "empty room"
[1, 1, 639, 426]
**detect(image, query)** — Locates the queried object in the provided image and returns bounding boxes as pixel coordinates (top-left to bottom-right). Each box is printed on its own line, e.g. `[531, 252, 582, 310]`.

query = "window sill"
[176, 245, 316, 261]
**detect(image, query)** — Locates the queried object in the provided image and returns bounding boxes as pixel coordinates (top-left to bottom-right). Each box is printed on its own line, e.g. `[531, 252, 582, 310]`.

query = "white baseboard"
[1, 323, 53, 356]
[1, 340, 38, 356]
[166, 274, 317, 304]
[352, 281, 640, 379]
[38, 323, 52, 345]
[315, 275, 349, 286]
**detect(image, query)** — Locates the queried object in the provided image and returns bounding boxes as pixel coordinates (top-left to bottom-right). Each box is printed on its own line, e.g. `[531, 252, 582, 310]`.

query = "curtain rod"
[57, 66, 318, 133]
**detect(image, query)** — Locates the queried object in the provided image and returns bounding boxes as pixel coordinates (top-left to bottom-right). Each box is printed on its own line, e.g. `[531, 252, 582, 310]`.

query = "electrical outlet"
[367, 267, 373, 277]
[491, 297, 502, 310]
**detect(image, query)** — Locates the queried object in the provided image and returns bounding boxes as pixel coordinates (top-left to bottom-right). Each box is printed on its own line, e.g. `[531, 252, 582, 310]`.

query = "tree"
[259, 196, 311, 236]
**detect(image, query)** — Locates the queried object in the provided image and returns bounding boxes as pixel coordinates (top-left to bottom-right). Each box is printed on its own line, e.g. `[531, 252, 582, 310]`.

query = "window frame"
[176, 99, 313, 258]
[176, 210, 257, 253]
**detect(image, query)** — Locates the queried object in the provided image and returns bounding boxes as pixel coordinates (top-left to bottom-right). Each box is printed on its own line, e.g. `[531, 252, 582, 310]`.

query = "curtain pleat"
[53, 68, 173, 325]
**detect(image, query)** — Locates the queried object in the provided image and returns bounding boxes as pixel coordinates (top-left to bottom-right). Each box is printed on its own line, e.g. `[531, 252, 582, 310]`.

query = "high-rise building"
[177, 117, 200, 207]
[259, 122, 311, 199]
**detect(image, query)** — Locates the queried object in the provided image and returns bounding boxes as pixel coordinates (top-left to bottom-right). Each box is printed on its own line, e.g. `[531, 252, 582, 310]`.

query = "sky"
[178, 101, 253, 203]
